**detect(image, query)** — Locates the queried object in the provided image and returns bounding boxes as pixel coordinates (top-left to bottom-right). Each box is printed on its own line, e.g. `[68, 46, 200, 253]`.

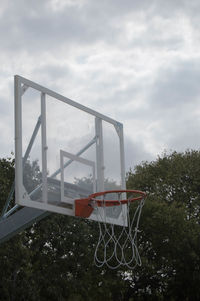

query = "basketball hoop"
[75, 189, 146, 269]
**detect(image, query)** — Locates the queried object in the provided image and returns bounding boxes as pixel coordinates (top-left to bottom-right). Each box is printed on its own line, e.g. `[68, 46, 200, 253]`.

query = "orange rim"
[88, 190, 146, 207]
[75, 190, 146, 218]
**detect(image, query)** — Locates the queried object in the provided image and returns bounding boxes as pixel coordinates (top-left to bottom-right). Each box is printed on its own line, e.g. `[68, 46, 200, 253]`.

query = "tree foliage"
[0, 151, 200, 300]
[126, 150, 200, 300]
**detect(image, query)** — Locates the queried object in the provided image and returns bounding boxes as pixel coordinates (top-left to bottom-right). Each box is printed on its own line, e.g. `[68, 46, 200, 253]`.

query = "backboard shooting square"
[14, 75, 127, 226]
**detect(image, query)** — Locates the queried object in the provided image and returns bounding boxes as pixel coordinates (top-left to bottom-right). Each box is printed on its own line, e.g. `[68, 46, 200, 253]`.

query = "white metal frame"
[15, 75, 126, 221]
[41, 92, 48, 204]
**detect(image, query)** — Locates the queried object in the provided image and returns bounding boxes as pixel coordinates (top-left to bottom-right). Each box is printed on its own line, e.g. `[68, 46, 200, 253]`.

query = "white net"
[92, 191, 145, 269]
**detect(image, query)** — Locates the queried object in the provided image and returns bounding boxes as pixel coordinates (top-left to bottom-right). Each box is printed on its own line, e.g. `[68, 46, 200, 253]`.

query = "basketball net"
[91, 190, 146, 269]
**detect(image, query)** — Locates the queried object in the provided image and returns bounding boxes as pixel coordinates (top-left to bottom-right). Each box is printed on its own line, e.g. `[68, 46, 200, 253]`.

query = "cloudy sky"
[1, 0, 200, 171]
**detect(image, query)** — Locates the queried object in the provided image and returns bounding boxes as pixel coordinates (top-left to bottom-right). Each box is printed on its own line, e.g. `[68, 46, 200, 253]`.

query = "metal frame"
[15, 75, 125, 210]
[95, 117, 104, 192]
[0, 75, 126, 243]
[4, 75, 125, 219]
[41, 92, 48, 204]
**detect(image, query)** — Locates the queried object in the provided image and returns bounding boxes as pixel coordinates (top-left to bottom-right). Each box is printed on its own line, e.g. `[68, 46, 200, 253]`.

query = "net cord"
[93, 192, 145, 269]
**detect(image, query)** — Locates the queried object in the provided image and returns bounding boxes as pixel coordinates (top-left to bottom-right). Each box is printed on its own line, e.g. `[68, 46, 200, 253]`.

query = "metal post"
[41, 93, 48, 203]
[14, 75, 23, 205]
[119, 125, 126, 189]
[114, 123, 126, 189]
[95, 117, 104, 192]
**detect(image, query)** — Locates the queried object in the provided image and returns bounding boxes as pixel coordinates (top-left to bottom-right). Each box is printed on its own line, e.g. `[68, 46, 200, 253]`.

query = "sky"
[1, 0, 200, 172]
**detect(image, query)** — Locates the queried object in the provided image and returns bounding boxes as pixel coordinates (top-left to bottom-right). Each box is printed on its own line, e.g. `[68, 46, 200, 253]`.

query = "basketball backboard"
[15, 75, 126, 225]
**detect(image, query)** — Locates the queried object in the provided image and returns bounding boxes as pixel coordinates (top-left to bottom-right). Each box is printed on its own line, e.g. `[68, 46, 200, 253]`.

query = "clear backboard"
[15, 75, 126, 225]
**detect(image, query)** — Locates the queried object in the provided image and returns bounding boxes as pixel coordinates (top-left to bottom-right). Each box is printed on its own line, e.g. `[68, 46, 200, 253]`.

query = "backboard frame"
[14, 75, 126, 223]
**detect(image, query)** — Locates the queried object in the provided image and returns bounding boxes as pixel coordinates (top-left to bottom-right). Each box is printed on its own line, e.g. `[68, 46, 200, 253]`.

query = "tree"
[0, 156, 15, 213]
[0, 157, 35, 301]
[0, 158, 126, 300]
[126, 150, 200, 300]
[0, 151, 200, 300]
[127, 150, 200, 220]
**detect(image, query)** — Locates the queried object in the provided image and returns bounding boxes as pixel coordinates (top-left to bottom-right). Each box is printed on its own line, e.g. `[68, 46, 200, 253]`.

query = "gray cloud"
[138, 59, 200, 154]
[1, 0, 196, 54]
[0, 0, 200, 170]
[125, 135, 154, 169]
[151, 60, 200, 108]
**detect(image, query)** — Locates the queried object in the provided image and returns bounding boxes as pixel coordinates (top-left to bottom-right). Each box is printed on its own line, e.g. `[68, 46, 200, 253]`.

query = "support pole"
[95, 117, 104, 192]
[117, 123, 126, 189]
[41, 92, 48, 203]
[14, 75, 23, 206]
